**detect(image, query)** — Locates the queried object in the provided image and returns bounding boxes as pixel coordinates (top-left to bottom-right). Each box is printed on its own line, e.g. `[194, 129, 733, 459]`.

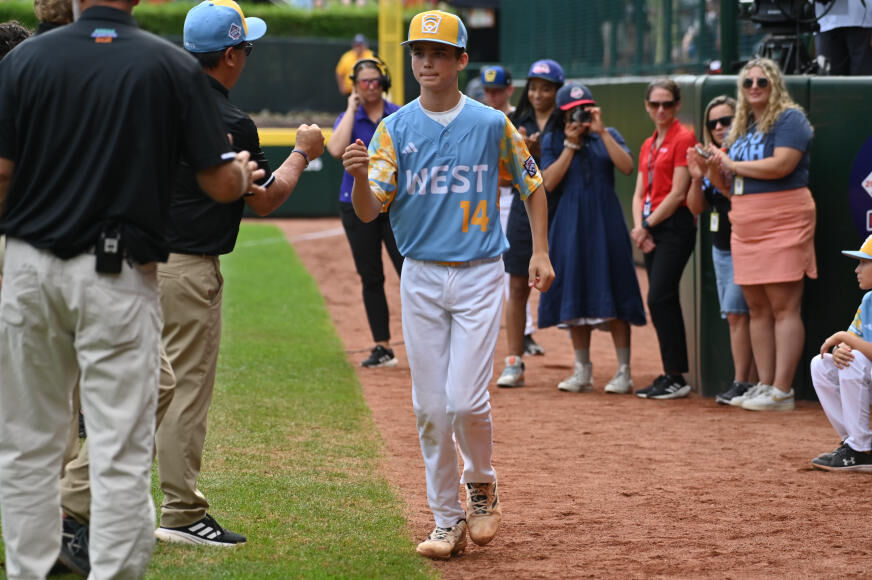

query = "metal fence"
[498, 0, 766, 79]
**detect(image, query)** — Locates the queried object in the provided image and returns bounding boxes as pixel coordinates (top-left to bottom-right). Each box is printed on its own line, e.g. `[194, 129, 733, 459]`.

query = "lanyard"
[644, 135, 663, 217]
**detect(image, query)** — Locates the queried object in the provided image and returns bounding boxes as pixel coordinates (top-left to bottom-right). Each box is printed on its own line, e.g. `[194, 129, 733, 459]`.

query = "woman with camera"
[704, 58, 815, 412]
[631, 79, 699, 400]
[686, 95, 757, 405]
[537, 83, 644, 394]
[327, 58, 403, 368]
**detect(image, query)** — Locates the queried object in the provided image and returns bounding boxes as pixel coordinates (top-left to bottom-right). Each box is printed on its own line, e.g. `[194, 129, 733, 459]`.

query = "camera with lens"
[570, 107, 592, 124]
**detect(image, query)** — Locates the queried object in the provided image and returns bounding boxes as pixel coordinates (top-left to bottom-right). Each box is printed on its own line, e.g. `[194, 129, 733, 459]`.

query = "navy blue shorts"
[503, 194, 532, 277]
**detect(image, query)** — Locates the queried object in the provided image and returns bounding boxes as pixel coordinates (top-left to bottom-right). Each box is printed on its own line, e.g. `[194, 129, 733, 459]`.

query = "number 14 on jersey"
[460, 200, 489, 232]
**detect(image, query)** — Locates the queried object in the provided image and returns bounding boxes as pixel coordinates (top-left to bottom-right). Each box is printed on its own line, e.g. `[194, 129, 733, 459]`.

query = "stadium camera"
[738, 0, 832, 74]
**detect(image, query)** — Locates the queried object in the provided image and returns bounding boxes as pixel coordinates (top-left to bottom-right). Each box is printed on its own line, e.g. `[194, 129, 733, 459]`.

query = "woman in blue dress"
[539, 83, 646, 394]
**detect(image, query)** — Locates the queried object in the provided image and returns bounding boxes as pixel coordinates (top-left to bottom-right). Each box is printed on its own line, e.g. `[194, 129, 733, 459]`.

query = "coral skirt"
[728, 187, 817, 285]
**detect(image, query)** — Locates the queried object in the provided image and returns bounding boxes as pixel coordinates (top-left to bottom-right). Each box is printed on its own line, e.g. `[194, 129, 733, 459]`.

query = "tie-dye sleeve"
[367, 121, 399, 210]
[499, 117, 543, 201]
[849, 306, 863, 337]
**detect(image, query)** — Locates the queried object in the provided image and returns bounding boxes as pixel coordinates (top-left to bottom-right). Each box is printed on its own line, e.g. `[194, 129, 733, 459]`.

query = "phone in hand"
[694, 144, 712, 159]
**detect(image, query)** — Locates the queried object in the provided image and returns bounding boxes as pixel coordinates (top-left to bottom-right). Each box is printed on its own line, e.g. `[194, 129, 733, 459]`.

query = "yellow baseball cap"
[402, 10, 467, 49]
[843, 234, 872, 260]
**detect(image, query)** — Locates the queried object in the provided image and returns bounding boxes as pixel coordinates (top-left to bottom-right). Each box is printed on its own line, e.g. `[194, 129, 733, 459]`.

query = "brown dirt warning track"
[273, 217, 872, 579]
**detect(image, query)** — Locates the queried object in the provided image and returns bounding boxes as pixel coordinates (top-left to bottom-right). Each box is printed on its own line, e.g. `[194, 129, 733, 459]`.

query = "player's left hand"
[588, 107, 605, 135]
[528, 251, 554, 293]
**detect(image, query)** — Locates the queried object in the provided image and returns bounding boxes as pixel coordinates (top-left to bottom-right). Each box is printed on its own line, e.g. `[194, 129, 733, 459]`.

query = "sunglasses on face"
[742, 77, 769, 89]
[647, 100, 676, 110]
[357, 78, 381, 89]
[706, 115, 733, 131]
[234, 41, 253, 57]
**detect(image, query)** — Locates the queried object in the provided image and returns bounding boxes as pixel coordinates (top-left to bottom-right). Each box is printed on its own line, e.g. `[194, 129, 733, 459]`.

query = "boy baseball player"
[809, 234, 872, 472]
[342, 10, 554, 559]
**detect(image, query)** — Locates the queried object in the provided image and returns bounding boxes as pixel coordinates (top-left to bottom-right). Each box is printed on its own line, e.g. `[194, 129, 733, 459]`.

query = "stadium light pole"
[379, 0, 404, 105]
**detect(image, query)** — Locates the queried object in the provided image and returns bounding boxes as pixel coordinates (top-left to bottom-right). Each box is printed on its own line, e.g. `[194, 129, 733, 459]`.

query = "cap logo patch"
[484, 69, 497, 83]
[91, 28, 117, 44]
[531, 63, 550, 74]
[228, 22, 242, 41]
[421, 14, 442, 34]
[524, 156, 538, 177]
[571, 86, 584, 99]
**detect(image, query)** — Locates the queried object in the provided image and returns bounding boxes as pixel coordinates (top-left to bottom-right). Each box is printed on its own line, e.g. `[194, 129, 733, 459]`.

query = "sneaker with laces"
[558, 362, 593, 393]
[646, 375, 691, 400]
[155, 514, 246, 546]
[811, 443, 872, 472]
[361, 345, 398, 368]
[523, 334, 545, 356]
[715, 381, 753, 405]
[465, 481, 501, 546]
[604, 364, 633, 394]
[496, 356, 525, 388]
[57, 521, 90, 577]
[635, 374, 669, 398]
[813, 442, 846, 462]
[728, 382, 766, 407]
[741, 384, 795, 411]
[416, 519, 468, 559]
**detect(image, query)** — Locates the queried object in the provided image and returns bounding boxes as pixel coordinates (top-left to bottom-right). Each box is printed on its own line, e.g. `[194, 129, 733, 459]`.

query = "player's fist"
[342, 138, 370, 180]
[528, 251, 555, 293]
[295, 124, 325, 160]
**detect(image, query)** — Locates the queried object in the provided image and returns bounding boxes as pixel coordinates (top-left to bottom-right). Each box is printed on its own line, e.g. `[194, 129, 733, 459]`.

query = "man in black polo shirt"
[154, 0, 324, 547]
[0, 0, 264, 577]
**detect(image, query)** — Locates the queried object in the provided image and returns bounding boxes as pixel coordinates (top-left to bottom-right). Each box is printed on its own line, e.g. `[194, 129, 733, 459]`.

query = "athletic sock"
[615, 347, 630, 366]
[574, 348, 591, 366]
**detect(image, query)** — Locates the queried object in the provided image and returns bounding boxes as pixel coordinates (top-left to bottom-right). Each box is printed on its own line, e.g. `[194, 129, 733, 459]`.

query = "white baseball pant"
[810, 352, 872, 452]
[401, 258, 503, 528]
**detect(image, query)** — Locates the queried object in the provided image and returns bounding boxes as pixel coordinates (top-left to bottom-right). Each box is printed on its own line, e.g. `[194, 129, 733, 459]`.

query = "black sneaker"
[523, 334, 545, 356]
[57, 521, 90, 577]
[715, 381, 753, 405]
[813, 442, 846, 462]
[648, 375, 691, 400]
[812, 443, 872, 472]
[635, 374, 669, 398]
[361, 345, 398, 368]
[154, 513, 247, 546]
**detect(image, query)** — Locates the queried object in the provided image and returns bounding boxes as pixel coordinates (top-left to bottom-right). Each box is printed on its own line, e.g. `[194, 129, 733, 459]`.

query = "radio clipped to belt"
[96, 223, 124, 274]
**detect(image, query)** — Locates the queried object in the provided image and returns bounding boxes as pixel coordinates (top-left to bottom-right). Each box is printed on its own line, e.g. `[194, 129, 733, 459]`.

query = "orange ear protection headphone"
[350, 56, 392, 92]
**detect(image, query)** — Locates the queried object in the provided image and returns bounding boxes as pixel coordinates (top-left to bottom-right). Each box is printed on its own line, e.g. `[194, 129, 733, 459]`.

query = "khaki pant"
[0, 239, 158, 579]
[60, 349, 176, 524]
[155, 253, 223, 528]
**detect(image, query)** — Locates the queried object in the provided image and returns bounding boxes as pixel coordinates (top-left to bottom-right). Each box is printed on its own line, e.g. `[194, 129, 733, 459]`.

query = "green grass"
[1, 223, 435, 579]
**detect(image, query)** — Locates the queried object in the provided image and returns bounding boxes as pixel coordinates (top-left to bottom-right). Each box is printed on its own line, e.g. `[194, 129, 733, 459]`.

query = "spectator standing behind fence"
[327, 57, 402, 367]
[686, 95, 758, 405]
[335, 33, 374, 96]
[495, 59, 564, 388]
[808, 235, 872, 472]
[631, 79, 698, 400]
[815, 0, 872, 75]
[538, 83, 644, 395]
[706, 57, 815, 412]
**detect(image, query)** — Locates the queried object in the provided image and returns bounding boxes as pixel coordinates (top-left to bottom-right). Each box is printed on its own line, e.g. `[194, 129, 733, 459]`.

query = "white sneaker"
[558, 362, 593, 393]
[496, 356, 525, 388]
[604, 364, 633, 394]
[416, 520, 468, 559]
[728, 381, 766, 407]
[741, 384, 795, 411]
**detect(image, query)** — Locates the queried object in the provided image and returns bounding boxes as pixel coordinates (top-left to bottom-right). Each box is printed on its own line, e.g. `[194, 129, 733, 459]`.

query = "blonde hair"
[33, 0, 73, 25]
[724, 57, 810, 147]
[702, 95, 736, 147]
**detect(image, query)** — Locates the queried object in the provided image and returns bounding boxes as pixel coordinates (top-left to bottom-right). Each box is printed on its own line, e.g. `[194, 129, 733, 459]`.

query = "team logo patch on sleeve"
[524, 156, 538, 177]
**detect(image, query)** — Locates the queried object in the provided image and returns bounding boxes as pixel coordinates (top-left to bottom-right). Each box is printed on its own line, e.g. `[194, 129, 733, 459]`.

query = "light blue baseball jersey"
[848, 291, 872, 338]
[367, 97, 543, 262]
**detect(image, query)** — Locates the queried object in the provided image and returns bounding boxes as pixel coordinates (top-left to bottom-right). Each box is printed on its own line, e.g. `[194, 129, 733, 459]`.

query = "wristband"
[563, 139, 581, 151]
[642, 218, 652, 231]
[292, 149, 309, 167]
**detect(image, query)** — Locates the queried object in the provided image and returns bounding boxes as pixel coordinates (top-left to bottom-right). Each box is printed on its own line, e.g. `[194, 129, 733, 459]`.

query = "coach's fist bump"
[295, 124, 325, 160]
[342, 139, 370, 180]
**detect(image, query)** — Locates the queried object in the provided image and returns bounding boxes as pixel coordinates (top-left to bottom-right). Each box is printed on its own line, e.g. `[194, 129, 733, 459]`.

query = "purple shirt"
[334, 100, 400, 203]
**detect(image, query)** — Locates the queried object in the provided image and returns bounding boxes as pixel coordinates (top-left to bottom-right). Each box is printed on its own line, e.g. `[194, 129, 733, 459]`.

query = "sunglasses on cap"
[706, 115, 733, 131]
[647, 100, 675, 110]
[234, 41, 253, 57]
[742, 77, 769, 89]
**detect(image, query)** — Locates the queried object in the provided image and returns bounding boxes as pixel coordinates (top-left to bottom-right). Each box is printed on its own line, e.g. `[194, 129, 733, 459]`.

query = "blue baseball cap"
[184, 0, 267, 54]
[527, 59, 564, 86]
[481, 65, 512, 88]
[557, 83, 596, 110]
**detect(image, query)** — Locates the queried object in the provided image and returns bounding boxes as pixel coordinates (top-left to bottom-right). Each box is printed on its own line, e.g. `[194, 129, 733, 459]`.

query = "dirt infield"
[274, 217, 872, 578]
